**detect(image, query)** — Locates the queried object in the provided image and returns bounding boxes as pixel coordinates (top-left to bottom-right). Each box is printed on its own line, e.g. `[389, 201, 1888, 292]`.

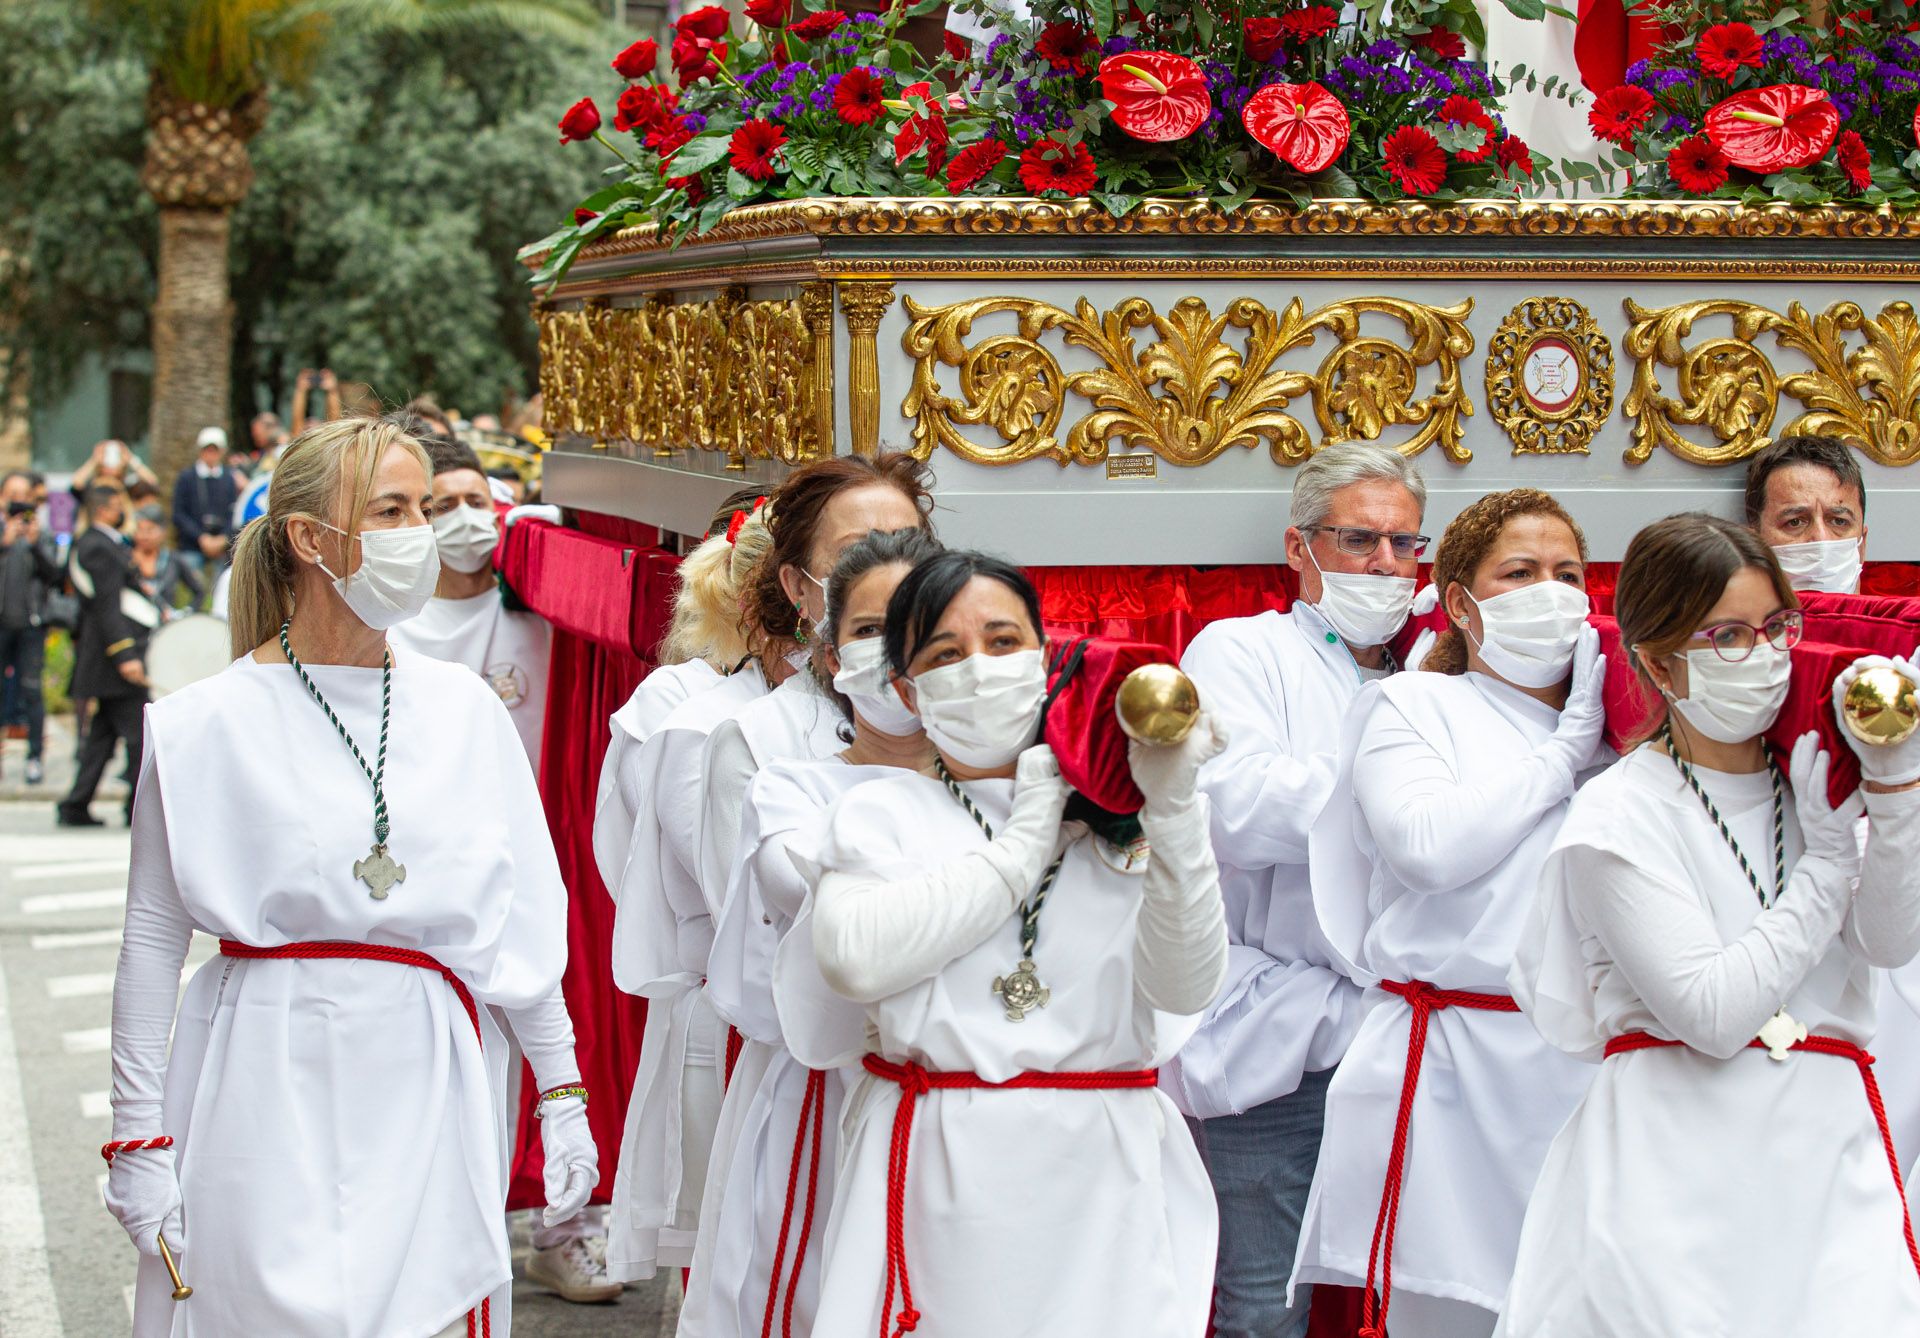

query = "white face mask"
[1770, 537, 1861, 594]
[1304, 543, 1416, 647]
[431, 504, 498, 575]
[315, 522, 441, 631]
[1668, 643, 1792, 744]
[833, 636, 920, 737]
[1465, 581, 1590, 689]
[910, 648, 1046, 769]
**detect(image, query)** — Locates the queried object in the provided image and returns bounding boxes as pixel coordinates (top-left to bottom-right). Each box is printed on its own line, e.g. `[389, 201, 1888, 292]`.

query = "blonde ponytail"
[659, 532, 750, 668]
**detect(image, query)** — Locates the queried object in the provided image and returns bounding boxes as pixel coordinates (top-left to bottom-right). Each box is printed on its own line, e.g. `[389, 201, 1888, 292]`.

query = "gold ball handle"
[1116, 663, 1201, 747]
[158, 1233, 192, 1301]
[1841, 664, 1920, 748]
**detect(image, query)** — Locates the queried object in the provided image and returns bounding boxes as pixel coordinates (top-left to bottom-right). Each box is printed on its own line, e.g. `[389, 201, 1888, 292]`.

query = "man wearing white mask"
[1166, 440, 1428, 1338]
[388, 434, 552, 767]
[1744, 434, 1867, 595]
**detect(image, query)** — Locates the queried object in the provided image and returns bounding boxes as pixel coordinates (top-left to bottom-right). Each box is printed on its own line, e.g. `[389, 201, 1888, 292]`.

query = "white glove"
[973, 745, 1070, 886]
[1791, 731, 1867, 872]
[1541, 625, 1607, 778]
[1832, 653, 1920, 787]
[538, 1097, 599, 1228]
[1128, 709, 1228, 814]
[104, 1145, 186, 1258]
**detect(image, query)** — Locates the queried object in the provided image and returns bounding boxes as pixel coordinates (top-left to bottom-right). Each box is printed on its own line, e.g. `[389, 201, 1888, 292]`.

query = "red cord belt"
[1360, 979, 1520, 1338]
[1605, 1029, 1920, 1279]
[760, 1067, 828, 1338]
[217, 940, 492, 1337]
[860, 1054, 1159, 1337]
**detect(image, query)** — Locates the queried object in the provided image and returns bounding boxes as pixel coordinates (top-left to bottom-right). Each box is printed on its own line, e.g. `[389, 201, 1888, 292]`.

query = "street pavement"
[0, 723, 679, 1337]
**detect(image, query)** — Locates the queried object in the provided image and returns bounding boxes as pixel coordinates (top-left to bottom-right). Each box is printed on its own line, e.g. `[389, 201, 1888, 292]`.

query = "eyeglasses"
[1687, 609, 1804, 662]
[1304, 525, 1430, 561]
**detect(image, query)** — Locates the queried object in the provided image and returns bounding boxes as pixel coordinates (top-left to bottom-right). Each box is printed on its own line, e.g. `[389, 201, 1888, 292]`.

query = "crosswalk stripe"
[48, 974, 116, 1000]
[20, 888, 125, 915]
[63, 1028, 112, 1056]
[31, 928, 121, 951]
[12, 859, 128, 882]
[0, 945, 65, 1332]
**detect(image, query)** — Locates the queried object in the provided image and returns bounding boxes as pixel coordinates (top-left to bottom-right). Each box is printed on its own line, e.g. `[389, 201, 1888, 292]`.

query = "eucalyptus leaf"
[1088, 0, 1116, 38]
[1497, 0, 1545, 18]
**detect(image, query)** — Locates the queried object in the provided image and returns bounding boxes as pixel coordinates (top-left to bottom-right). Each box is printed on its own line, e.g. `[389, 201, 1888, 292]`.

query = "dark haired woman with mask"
[1501, 513, 1920, 1335]
[785, 549, 1231, 1338]
[688, 527, 943, 1338]
[1296, 490, 1610, 1338]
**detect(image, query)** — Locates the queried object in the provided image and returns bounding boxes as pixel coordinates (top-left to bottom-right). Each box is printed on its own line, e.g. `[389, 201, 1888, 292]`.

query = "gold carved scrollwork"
[900, 294, 1475, 468]
[1485, 298, 1615, 455]
[1623, 298, 1920, 467]
[535, 291, 829, 465]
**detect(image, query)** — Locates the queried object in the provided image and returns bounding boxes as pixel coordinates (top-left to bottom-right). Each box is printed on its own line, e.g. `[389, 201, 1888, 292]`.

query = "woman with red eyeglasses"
[1499, 513, 1920, 1334]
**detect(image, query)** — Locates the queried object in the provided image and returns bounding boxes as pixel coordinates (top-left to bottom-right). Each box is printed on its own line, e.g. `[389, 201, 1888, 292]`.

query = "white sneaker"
[525, 1237, 621, 1304]
[24, 759, 41, 785]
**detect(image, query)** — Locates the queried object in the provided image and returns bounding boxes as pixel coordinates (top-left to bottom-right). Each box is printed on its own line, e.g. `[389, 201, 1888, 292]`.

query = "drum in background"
[146, 614, 233, 698]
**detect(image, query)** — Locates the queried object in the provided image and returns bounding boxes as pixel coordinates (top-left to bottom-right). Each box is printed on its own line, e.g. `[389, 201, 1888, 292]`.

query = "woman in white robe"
[105, 418, 596, 1338]
[781, 550, 1231, 1338]
[1297, 490, 1610, 1338]
[1501, 513, 1920, 1335]
[688, 527, 942, 1338]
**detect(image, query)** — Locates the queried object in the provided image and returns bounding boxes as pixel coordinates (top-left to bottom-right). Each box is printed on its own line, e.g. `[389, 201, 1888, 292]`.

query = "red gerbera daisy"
[788, 9, 848, 40]
[1666, 135, 1730, 194]
[946, 139, 1009, 192]
[1495, 134, 1535, 178]
[1279, 5, 1339, 42]
[1244, 17, 1284, 63]
[1836, 129, 1873, 191]
[1414, 28, 1467, 61]
[1381, 124, 1448, 195]
[1695, 22, 1763, 80]
[1588, 84, 1656, 146]
[1437, 94, 1497, 163]
[944, 31, 970, 62]
[729, 119, 786, 182]
[1017, 137, 1099, 196]
[1035, 21, 1096, 74]
[834, 68, 887, 125]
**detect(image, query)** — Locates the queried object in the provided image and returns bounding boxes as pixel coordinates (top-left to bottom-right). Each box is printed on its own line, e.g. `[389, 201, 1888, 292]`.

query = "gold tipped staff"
[156, 1234, 192, 1301]
[1116, 663, 1202, 747]
[1841, 664, 1920, 748]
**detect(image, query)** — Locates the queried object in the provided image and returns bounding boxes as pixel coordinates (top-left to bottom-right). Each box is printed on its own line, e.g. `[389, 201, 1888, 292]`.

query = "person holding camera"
[171, 427, 240, 602]
[0, 471, 62, 785]
[58, 486, 153, 827]
[71, 439, 159, 510]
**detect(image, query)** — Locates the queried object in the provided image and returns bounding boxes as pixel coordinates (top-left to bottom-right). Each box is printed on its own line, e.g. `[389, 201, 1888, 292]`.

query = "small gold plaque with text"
[1106, 453, 1158, 480]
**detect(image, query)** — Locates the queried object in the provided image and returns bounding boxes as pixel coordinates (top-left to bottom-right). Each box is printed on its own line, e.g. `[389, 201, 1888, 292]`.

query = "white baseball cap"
[196, 426, 228, 450]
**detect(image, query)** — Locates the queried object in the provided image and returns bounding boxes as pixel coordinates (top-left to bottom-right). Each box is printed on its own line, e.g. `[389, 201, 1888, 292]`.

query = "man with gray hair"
[1166, 440, 1429, 1338]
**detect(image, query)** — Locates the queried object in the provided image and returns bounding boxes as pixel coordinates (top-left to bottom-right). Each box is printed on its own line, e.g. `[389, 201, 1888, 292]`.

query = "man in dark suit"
[58, 486, 152, 827]
[171, 426, 241, 606]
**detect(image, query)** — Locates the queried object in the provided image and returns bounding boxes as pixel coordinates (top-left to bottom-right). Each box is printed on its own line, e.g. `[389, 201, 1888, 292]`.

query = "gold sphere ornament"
[1841, 664, 1920, 748]
[1116, 663, 1201, 746]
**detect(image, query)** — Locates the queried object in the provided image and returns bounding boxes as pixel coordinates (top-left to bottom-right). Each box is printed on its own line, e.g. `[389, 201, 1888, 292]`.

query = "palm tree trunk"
[149, 207, 235, 482]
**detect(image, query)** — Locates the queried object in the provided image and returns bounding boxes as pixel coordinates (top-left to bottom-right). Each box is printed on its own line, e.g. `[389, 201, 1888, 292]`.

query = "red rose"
[944, 31, 970, 62]
[1666, 134, 1730, 193]
[1414, 27, 1467, 61]
[788, 10, 849, 40]
[1279, 6, 1339, 43]
[1017, 137, 1098, 196]
[671, 34, 727, 82]
[729, 119, 787, 182]
[1242, 81, 1350, 173]
[558, 97, 601, 144]
[573, 207, 597, 226]
[1495, 134, 1535, 178]
[834, 68, 887, 126]
[1035, 21, 1096, 74]
[1695, 22, 1763, 80]
[1436, 94, 1497, 163]
[1836, 129, 1872, 191]
[614, 83, 675, 134]
[675, 5, 730, 40]
[1244, 17, 1285, 63]
[1098, 52, 1212, 143]
[946, 139, 1009, 192]
[645, 114, 698, 159]
[612, 39, 658, 79]
[1705, 83, 1838, 171]
[1588, 84, 1656, 146]
[744, 0, 790, 27]
[1381, 124, 1448, 194]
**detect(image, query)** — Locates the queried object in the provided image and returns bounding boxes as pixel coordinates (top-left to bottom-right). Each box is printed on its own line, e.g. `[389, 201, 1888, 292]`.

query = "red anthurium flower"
[1588, 85, 1656, 146]
[788, 10, 849, 40]
[834, 68, 887, 126]
[1382, 124, 1448, 194]
[946, 139, 1009, 192]
[675, 5, 729, 40]
[1036, 21, 1096, 74]
[1695, 21, 1763, 79]
[944, 31, 970, 62]
[1242, 82, 1350, 173]
[1017, 137, 1098, 195]
[1244, 17, 1284, 63]
[1667, 135, 1730, 193]
[573, 207, 597, 226]
[744, 0, 790, 27]
[1414, 27, 1467, 61]
[1097, 52, 1211, 143]
[891, 83, 950, 171]
[1279, 5, 1339, 42]
[1705, 83, 1839, 171]
[729, 119, 786, 182]
[1836, 129, 1872, 191]
[1437, 94, 1497, 162]
[558, 98, 601, 144]
[1495, 134, 1535, 178]
[612, 39, 657, 79]
[671, 34, 727, 83]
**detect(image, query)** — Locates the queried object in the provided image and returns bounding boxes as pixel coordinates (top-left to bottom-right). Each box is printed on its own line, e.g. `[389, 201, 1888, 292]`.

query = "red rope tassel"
[1605, 1029, 1920, 1279]
[861, 1055, 1159, 1338]
[761, 1068, 828, 1338]
[725, 1025, 746, 1091]
[1359, 980, 1520, 1338]
[782, 1070, 828, 1338]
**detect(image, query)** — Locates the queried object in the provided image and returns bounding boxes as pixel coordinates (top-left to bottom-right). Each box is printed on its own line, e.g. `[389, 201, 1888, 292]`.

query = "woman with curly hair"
[1294, 488, 1611, 1338]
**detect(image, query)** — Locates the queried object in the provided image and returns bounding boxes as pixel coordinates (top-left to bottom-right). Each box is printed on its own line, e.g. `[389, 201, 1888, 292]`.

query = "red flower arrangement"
[1666, 135, 1729, 193]
[1244, 18, 1284, 63]
[557, 98, 600, 144]
[1437, 95, 1497, 163]
[1018, 137, 1099, 195]
[729, 119, 787, 181]
[1096, 52, 1212, 143]
[1704, 83, 1838, 171]
[1588, 85, 1656, 147]
[1036, 21, 1097, 74]
[946, 139, 1009, 191]
[744, 0, 790, 28]
[788, 10, 849, 41]
[1279, 6, 1340, 43]
[1836, 130, 1873, 191]
[1242, 82, 1350, 173]
[834, 68, 887, 126]
[1381, 124, 1447, 194]
[1694, 22, 1763, 80]
[611, 39, 657, 80]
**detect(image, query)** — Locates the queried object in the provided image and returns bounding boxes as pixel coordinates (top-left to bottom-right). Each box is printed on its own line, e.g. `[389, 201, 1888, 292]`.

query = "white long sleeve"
[1843, 785, 1920, 969]
[699, 718, 756, 921]
[503, 988, 583, 1094]
[110, 748, 195, 1140]
[1134, 797, 1229, 1014]
[1572, 848, 1856, 1059]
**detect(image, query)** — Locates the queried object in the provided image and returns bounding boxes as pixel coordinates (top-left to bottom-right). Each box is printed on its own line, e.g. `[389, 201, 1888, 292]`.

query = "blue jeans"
[1196, 1065, 1336, 1338]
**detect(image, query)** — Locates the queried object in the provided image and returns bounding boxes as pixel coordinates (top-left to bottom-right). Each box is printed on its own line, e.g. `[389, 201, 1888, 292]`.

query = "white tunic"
[779, 774, 1217, 1338]
[1163, 605, 1372, 1118]
[117, 654, 565, 1337]
[1879, 963, 1920, 1178]
[1500, 748, 1920, 1335]
[592, 659, 721, 896]
[389, 591, 552, 766]
[1295, 672, 1607, 1313]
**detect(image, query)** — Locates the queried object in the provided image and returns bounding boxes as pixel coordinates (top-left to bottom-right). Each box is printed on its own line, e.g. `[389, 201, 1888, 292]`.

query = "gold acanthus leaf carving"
[1623, 298, 1920, 467]
[900, 294, 1475, 468]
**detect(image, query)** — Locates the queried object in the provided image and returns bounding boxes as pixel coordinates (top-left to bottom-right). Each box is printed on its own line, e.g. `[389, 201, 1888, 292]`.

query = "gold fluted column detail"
[800, 282, 837, 458]
[839, 281, 896, 457]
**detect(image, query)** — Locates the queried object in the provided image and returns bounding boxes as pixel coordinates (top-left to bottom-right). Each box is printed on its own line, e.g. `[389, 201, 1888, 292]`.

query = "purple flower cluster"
[1624, 62, 1694, 94]
[1200, 60, 1251, 140]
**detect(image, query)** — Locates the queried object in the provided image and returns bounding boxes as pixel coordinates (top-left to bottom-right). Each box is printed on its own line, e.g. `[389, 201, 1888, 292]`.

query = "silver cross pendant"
[354, 843, 406, 900]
